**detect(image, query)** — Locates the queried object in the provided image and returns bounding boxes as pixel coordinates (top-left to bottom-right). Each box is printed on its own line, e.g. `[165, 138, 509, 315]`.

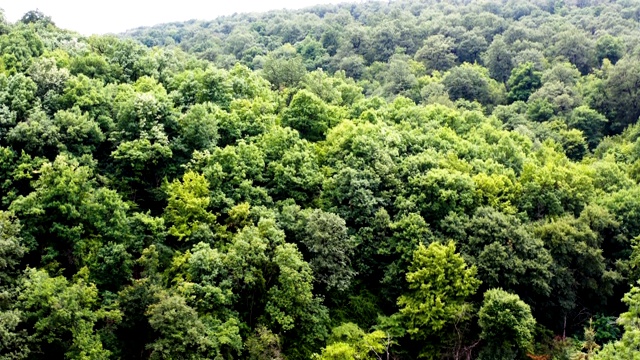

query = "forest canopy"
[3, 0, 640, 359]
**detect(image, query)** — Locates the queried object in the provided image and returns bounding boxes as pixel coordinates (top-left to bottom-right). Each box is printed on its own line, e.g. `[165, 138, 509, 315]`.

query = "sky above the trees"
[0, 0, 360, 35]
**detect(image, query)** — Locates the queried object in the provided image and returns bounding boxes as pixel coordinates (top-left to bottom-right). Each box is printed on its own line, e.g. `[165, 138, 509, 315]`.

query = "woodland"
[3, 0, 640, 359]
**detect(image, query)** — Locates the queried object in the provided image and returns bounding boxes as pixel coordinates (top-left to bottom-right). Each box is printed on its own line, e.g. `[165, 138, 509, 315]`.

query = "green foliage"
[294, 208, 357, 292]
[146, 292, 242, 359]
[478, 289, 536, 360]
[442, 207, 553, 309]
[603, 57, 640, 134]
[163, 171, 216, 241]
[4, 2, 640, 359]
[169, 67, 232, 110]
[573, 319, 601, 360]
[262, 47, 307, 90]
[508, 62, 542, 102]
[415, 35, 457, 74]
[569, 106, 608, 149]
[0, 212, 24, 289]
[483, 35, 514, 84]
[0, 212, 28, 360]
[442, 63, 504, 107]
[534, 206, 621, 323]
[0, 309, 30, 360]
[594, 283, 640, 359]
[397, 241, 480, 340]
[19, 268, 121, 359]
[591, 315, 621, 345]
[281, 90, 334, 142]
[314, 323, 391, 360]
[9, 155, 131, 272]
[596, 35, 624, 65]
[245, 325, 285, 360]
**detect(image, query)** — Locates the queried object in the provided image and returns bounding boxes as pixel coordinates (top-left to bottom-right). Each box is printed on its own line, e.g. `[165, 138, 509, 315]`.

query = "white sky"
[0, 0, 353, 35]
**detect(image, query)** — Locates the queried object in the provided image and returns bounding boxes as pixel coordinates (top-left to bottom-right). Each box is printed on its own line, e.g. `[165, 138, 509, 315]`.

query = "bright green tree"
[397, 241, 481, 357]
[163, 171, 216, 241]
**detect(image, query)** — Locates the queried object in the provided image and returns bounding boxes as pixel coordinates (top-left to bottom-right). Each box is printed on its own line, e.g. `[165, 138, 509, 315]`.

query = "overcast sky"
[0, 0, 354, 35]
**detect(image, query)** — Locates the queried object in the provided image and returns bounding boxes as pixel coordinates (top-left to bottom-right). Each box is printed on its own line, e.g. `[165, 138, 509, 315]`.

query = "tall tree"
[478, 289, 536, 360]
[397, 241, 481, 358]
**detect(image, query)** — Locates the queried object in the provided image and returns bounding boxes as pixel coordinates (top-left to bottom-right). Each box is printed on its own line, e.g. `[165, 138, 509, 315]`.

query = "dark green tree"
[507, 62, 542, 102]
[478, 289, 536, 360]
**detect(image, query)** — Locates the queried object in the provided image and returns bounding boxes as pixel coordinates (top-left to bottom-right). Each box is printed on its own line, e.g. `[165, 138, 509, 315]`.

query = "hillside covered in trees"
[3, 0, 640, 359]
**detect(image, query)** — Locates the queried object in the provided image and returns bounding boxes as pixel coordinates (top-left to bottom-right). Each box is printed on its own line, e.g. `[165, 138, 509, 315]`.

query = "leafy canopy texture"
[478, 288, 536, 359]
[595, 283, 640, 359]
[397, 241, 481, 339]
[6, 0, 640, 358]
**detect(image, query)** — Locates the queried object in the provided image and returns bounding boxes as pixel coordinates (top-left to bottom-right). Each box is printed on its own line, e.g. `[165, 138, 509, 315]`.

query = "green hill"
[1, 1, 640, 359]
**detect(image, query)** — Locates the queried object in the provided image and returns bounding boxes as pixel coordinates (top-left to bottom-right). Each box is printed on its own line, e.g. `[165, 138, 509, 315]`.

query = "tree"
[314, 323, 392, 360]
[163, 171, 216, 241]
[596, 35, 624, 65]
[383, 55, 419, 97]
[7, 106, 61, 157]
[404, 167, 477, 221]
[552, 30, 595, 75]
[478, 289, 536, 360]
[0, 309, 30, 360]
[18, 268, 121, 359]
[573, 319, 600, 360]
[542, 62, 581, 86]
[285, 208, 357, 292]
[53, 107, 105, 156]
[10, 155, 132, 274]
[169, 68, 232, 110]
[528, 80, 581, 116]
[507, 62, 542, 102]
[110, 137, 173, 203]
[440, 207, 553, 311]
[8, 2, 640, 358]
[20, 10, 53, 26]
[443, 63, 504, 107]
[297, 36, 329, 70]
[337, 55, 366, 80]
[266, 141, 323, 204]
[173, 102, 220, 162]
[397, 241, 480, 357]
[245, 325, 285, 360]
[454, 31, 488, 65]
[568, 106, 608, 149]
[146, 293, 242, 359]
[0, 27, 44, 74]
[595, 283, 640, 359]
[0, 212, 25, 289]
[281, 90, 334, 142]
[533, 210, 619, 328]
[483, 35, 514, 84]
[415, 35, 457, 73]
[27, 57, 70, 100]
[262, 48, 307, 91]
[0, 212, 28, 360]
[0, 73, 37, 121]
[603, 57, 640, 134]
[301, 70, 342, 105]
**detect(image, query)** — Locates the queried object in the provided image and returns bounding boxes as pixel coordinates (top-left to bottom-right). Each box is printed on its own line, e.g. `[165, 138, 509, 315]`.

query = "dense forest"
[3, 0, 640, 358]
